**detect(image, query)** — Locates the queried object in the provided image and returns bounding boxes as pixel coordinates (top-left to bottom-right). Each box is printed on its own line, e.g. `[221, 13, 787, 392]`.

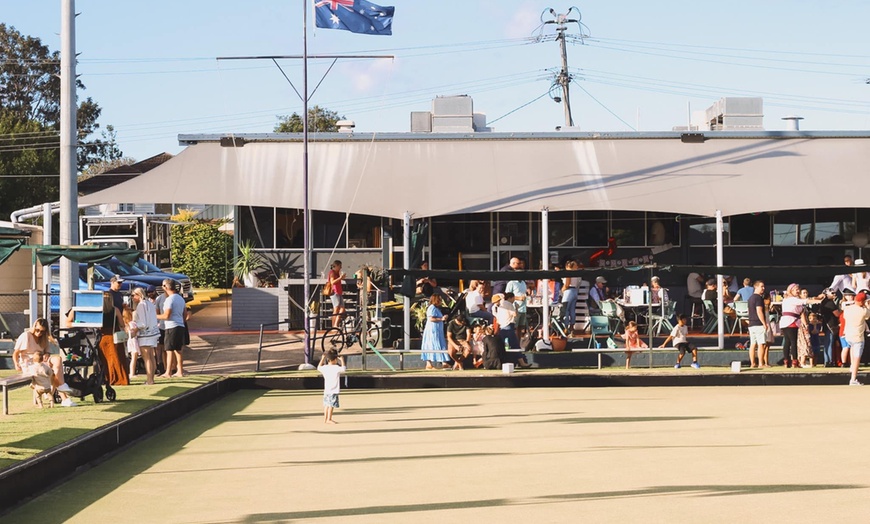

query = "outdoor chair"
[702, 299, 733, 334]
[648, 300, 677, 336]
[600, 300, 624, 334]
[588, 315, 615, 349]
[730, 300, 750, 335]
[685, 295, 705, 330]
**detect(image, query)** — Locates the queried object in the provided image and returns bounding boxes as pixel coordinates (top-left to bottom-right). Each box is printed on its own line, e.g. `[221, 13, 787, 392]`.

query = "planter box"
[231, 287, 280, 331]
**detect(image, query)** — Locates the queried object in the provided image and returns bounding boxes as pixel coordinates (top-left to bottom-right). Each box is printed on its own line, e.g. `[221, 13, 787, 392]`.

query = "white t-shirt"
[318, 363, 346, 395]
[466, 289, 484, 314]
[669, 324, 688, 346]
[14, 331, 48, 369]
[494, 299, 516, 328]
[687, 273, 703, 298]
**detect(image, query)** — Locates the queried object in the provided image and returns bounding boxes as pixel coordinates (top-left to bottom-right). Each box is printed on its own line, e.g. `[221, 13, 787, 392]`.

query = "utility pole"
[541, 7, 587, 129]
[59, 0, 79, 319]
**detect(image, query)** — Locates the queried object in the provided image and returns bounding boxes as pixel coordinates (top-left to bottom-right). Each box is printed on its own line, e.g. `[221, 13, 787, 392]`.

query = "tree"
[274, 105, 343, 133]
[0, 23, 119, 220]
[80, 126, 134, 176]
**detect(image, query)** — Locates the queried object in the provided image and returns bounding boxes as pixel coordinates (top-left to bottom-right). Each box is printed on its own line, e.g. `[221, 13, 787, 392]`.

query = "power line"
[586, 41, 863, 78]
[487, 92, 551, 126]
[593, 36, 870, 60]
[572, 80, 636, 130]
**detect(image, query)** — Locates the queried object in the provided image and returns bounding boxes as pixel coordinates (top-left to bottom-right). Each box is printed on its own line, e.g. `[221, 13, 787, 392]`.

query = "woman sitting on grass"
[13, 318, 76, 407]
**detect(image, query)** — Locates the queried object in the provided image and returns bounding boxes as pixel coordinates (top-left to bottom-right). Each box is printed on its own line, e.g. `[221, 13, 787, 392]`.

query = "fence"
[0, 292, 54, 338]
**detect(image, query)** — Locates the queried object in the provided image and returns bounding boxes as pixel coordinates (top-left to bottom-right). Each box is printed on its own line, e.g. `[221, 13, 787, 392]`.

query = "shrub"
[170, 210, 233, 288]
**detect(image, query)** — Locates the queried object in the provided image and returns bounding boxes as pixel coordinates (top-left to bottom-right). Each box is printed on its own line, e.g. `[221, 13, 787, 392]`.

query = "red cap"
[856, 292, 867, 304]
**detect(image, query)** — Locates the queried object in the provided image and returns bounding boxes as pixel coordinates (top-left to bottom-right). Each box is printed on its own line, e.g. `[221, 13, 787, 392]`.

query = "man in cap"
[589, 275, 608, 315]
[842, 291, 870, 385]
[109, 274, 125, 311]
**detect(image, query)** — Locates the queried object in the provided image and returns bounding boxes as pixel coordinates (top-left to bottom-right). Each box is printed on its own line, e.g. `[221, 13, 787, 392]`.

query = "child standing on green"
[318, 350, 346, 424]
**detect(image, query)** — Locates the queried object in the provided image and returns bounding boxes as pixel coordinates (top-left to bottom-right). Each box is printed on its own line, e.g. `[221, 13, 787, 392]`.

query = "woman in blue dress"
[421, 294, 450, 369]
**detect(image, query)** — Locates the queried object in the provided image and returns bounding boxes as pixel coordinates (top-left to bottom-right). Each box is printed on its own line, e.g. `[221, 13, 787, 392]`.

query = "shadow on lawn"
[232, 484, 866, 521]
[4, 389, 266, 521]
[4, 427, 88, 454]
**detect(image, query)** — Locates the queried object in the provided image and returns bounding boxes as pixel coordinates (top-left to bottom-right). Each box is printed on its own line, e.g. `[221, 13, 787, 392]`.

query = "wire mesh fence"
[0, 292, 54, 338]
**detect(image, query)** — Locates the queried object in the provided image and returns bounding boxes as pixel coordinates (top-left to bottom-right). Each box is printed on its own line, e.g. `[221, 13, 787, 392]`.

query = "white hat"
[855, 258, 866, 266]
[595, 276, 607, 284]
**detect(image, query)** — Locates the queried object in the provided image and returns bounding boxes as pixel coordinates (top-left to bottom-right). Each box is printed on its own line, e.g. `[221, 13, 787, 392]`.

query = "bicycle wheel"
[321, 327, 346, 353]
[365, 321, 380, 348]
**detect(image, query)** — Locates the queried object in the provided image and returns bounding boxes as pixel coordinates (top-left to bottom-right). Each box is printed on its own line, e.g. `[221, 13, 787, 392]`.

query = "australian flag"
[315, 0, 394, 36]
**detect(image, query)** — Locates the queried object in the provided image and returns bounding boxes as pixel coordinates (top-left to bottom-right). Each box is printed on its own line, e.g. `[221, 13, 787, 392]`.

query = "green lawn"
[0, 370, 218, 469]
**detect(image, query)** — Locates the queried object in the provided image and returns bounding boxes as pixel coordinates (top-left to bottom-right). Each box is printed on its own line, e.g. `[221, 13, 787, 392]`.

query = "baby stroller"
[55, 330, 116, 403]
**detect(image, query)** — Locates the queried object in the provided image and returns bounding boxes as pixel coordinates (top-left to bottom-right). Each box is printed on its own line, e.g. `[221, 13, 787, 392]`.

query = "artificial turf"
[0, 371, 217, 468]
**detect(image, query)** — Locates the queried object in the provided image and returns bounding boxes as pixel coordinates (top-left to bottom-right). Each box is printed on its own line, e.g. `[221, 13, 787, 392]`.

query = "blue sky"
[4, 0, 870, 161]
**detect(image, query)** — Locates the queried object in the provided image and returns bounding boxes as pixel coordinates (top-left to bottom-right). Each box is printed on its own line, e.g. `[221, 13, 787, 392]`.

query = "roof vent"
[336, 120, 355, 133]
[781, 116, 804, 131]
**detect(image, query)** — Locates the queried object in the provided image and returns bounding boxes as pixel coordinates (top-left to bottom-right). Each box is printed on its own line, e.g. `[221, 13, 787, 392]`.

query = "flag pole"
[300, 0, 315, 369]
[218, 4, 393, 371]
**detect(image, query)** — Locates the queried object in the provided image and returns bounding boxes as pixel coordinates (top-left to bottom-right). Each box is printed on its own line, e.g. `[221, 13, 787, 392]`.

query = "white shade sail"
[79, 132, 870, 218]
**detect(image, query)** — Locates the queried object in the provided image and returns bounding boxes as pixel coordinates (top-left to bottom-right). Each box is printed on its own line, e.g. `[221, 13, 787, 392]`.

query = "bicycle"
[320, 310, 385, 354]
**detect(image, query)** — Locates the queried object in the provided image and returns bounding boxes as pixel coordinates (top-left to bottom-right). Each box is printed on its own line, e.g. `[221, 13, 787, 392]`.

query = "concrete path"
[6, 386, 870, 523]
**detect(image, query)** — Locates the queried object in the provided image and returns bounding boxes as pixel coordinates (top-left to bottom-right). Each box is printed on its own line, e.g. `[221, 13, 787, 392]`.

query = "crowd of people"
[411, 256, 618, 370]
[320, 254, 870, 381]
[12, 276, 191, 409]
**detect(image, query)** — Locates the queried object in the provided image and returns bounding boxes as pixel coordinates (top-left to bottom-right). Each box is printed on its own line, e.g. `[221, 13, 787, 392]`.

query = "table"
[615, 300, 657, 327]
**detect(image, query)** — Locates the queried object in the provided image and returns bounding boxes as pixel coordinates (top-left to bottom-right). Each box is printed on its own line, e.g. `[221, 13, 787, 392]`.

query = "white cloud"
[348, 57, 398, 92]
[504, 2, 543, 39]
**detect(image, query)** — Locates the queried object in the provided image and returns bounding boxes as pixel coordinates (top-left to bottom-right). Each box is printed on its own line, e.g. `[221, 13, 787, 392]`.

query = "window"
[688, 218, 728, 246]
[239, 206, 274, 248]
[433, 214, 489, 255]
[347, 214, 382, 248]
[275, 208, 304, 248]
[312, 210, 346, 249]
[730, 213, 770, 245]
[575, 211, 608, 247]
[548, 211, 574, 247]
[647, 212, 680, 246]
[493, 212, 530, 246]
[385, 218, 404, 247]
[815, 208, 855, 245]
[773, 210, 813, 246]
[610, 211, 645, 247]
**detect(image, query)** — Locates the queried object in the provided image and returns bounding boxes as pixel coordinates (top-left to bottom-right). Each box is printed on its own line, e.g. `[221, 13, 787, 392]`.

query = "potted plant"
[233, 240, 266, 288]
[410, 300, 428, 335]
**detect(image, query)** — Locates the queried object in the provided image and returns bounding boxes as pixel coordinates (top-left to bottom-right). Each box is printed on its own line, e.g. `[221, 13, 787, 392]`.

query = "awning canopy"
[0, 226, 31, 237]
[79, 131, 870, 219]
[34, 246, 141, 266]
[0, 239, 23, 266]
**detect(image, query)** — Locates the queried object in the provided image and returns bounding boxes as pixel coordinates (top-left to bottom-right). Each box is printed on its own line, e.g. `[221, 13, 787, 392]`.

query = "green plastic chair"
[648, 300, 677, 336]
[588, 315, 614, 349]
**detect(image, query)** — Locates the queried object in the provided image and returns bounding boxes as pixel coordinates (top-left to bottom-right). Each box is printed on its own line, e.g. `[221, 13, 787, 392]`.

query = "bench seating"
[1, 373, 33, 415]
